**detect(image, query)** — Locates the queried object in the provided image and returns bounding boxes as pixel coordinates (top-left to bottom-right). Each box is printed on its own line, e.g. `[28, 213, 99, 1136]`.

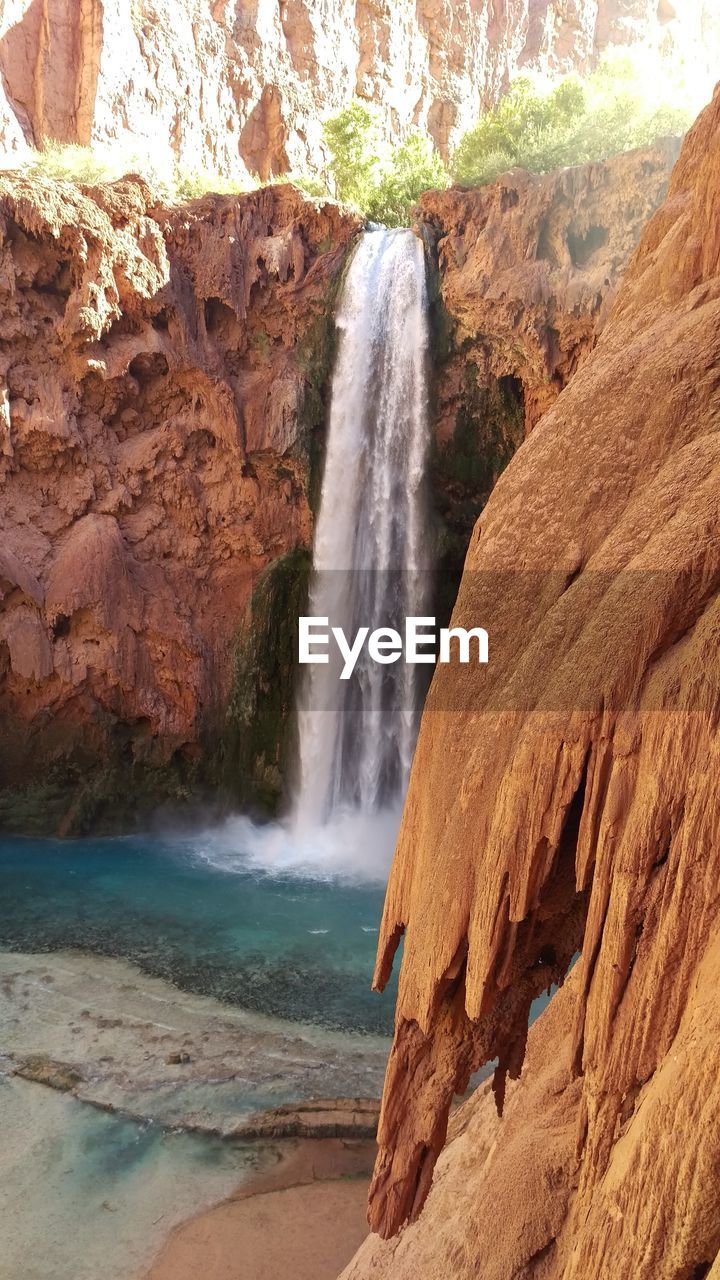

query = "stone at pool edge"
[231, 1098, 380, 1140]
[8, 1055, 380, 1142]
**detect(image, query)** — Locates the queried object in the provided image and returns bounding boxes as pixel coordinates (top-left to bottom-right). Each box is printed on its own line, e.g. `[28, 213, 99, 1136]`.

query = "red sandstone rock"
[344, 970, 584, 1279]
[419, 138, 680, 435]
[355, 85, 720, 1279]
[0, 173, 358, 825]
[1, 145, 670, 829]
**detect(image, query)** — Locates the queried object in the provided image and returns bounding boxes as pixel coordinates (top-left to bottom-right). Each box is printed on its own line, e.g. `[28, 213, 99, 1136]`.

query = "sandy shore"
[144, 1137, 374, 1280]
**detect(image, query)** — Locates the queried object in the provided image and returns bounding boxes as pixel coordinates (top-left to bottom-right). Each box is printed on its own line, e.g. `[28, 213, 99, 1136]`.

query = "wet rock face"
[0, 0, 715, 176]
[0, 174, 358, 832]
[423, 138, 678, 580]
[353, 85, 720, 1277]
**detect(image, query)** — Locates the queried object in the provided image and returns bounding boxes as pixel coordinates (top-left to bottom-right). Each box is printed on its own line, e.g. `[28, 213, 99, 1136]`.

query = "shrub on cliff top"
[323, 100, 384, 214]
[451, 53, 693, 186]
[17, 141, 260, 203]
[22, 140, 176, 194]
[366, 132, 447, 227]
[322, 101, 447, 226]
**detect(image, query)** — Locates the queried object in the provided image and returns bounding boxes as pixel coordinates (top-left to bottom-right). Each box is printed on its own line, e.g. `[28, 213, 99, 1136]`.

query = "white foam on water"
[188, 806, 402, 885]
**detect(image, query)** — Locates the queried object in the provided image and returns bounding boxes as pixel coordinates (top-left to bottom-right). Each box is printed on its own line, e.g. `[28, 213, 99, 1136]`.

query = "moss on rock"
[0, 744, 210, 838]
[220, 547, 311, 816]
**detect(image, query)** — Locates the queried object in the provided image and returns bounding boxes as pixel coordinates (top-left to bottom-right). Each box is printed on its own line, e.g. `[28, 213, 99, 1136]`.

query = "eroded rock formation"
[0, 140, 676, 834]
[353, 85, 720, 1278]
[420, 137, 679, 561]
[1, 134, 677, 835]
[0, 173, 358, 831]
[0, 0, 716, 177]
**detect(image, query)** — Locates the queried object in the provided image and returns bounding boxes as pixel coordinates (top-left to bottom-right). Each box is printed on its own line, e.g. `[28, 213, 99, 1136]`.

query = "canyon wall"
[0, 0, 717, 179]
[0, 174, 358, 832]
[347, 84, 720, 1279]
[0, 136, 676, 835]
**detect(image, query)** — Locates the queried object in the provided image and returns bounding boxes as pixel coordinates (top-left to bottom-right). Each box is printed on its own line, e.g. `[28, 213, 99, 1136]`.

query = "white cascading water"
[294, 226, 433, 829]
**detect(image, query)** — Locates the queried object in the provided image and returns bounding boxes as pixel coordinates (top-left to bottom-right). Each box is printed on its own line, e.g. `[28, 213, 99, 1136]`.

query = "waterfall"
[294, 226, 433, 829]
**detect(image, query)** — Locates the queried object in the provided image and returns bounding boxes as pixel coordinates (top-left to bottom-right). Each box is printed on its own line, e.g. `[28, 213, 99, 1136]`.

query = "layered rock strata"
[357, 84, 720, 1280]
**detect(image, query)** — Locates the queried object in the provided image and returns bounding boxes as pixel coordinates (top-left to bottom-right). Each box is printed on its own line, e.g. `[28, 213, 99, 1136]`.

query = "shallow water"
[0, 815, 398, 1034]
[0, 1074, 263, 1280]
[0, 818, 397, 1278]
[0, 820, 563, 1279]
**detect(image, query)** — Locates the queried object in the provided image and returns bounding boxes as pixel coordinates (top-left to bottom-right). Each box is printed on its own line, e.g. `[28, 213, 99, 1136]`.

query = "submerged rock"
[231, 1097, 379, 1141]
[15, 1054, 84, 1092]
[0, 950, 389, 1134]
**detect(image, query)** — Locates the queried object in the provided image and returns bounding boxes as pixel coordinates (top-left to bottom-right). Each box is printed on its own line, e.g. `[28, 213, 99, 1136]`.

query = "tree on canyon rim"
[452, 53, 693, 186]
[323, 100, 447, 226]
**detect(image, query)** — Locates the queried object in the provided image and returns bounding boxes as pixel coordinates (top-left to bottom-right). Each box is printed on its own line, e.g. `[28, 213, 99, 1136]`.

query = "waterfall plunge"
[294, 227, 433, 829]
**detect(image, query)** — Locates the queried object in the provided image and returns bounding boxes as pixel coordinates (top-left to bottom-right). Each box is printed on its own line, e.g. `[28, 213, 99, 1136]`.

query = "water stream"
[294, 226, 433, 828]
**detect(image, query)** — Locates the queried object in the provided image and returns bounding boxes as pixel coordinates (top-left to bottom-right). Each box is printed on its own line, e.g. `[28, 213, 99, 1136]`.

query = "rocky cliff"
[0, 174, 359, 831]
[347, 84, 720, 1279]
[420, 136, 679, 567]
[0, 138, 674, 835]
[0, 0, 716, 179]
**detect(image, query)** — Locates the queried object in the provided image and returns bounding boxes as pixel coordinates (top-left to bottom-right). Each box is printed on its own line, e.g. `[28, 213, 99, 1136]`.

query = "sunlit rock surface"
[0, 0, 717, 178]
[349, 85, 720, 1277]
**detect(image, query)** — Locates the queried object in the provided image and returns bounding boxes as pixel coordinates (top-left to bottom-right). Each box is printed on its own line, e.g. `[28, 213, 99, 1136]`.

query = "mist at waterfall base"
[199, 227, 434, 952]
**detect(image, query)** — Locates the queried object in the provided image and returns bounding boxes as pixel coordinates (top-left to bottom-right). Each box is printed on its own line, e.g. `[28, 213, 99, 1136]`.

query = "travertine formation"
[344, 970, 585, 1279]
[0, 173, 358, 829]
[0, 142, 675, 832]
[349, 85, 720, 1279]
[0, 0, 717, 177]
[348, 948, 720, 1278]
[422, 138, 678, 553]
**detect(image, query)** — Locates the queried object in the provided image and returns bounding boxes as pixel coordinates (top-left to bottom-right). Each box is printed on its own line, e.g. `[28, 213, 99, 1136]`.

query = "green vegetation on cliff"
[16, 140, 321, 205]
[323, 101, 447, 226]
[0, 742, 205, 837]
[13, 50, 696, 218]
[452, 54, 692, 186]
